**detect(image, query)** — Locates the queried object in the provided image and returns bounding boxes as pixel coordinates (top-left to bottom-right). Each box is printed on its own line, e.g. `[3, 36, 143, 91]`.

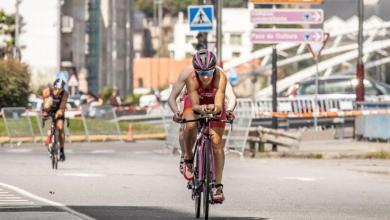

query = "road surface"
[0, 141, 389, 220]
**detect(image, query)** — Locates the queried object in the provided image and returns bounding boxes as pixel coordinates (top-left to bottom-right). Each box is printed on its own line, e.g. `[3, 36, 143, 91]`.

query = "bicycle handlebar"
[41, 112, 70, 128]
[179, 114, 234, 124]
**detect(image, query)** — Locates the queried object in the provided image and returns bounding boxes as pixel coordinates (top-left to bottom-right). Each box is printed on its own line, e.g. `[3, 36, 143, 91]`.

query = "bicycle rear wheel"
[203, 141, 211, 220]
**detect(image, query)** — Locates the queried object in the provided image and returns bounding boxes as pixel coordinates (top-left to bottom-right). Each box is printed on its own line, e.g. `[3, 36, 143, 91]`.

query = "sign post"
[68, 74, 79, 96]
[307, 33, 330, 130]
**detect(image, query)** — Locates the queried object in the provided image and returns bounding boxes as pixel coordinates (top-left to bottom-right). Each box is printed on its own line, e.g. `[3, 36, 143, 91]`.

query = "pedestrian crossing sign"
[188, 5, 214, 31]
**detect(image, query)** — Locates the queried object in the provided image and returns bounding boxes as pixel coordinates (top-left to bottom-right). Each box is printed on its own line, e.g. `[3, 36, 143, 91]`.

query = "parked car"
[287, 75, 390, 98]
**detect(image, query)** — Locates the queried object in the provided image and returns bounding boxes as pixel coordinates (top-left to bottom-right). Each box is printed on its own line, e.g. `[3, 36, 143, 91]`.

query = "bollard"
[127, 123, 135, 142]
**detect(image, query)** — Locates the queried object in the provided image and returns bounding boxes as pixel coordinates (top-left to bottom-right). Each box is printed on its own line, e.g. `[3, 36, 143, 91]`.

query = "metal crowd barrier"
[1, 107, 35, 144]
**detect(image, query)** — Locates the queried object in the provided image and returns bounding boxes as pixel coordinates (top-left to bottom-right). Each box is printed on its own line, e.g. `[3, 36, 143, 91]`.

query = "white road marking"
[0, 182, 95, 220]
[0, 196, 22, 199]
[56, 173, 106, 177]
[281, 177, 318, 182]
[0, 192, 9, 194]
[0, 199, 29, 202]
[0, 203, 37, 208]
[6, 148, 32, 153]
[90, 149, 115, 154]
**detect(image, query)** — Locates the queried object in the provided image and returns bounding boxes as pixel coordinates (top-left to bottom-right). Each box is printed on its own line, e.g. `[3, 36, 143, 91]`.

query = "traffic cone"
[127, 123, 134, 142]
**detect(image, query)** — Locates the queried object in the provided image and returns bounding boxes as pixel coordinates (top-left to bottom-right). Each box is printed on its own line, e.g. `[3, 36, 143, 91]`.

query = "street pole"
[271, 4, 278, 152]
[14, 0, 21, 61]
[125, 0, 134, 96]
[57, 0, 62, 72]
[215, 0, 222, 66]
[356, 0, 365, 102]
[112, 0, 117, 88]
[314, 57, 319, 130]
[196, 0, 207, 50]
[271, 44, 278, 152]
[157, 0, 162, 90]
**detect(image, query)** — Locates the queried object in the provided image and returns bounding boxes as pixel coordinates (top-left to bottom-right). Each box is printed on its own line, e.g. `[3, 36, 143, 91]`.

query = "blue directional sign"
[188, 5, 214, 32]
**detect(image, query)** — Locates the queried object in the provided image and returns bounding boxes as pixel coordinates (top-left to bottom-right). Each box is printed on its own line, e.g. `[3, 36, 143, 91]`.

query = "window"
[232, 52, 241, 58]
[185, 35, 193, 43]
[298, 81, 324, 95]
[324, 79, 353, 94]
[230, 33, 242, 45]
[351, 79, 379, 96]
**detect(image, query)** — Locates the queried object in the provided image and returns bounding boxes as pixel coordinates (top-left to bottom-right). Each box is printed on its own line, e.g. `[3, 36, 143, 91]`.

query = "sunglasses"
[197, 69, 215, 77]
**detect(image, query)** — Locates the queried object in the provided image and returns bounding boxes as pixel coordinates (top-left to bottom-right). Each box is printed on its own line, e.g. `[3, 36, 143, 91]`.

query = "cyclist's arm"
[186, 76, 202, 113]
[216, 66, 237, 112]
[168, 69, 189, 114]
[42, 88, 51, 112]
[225, 77, 237, 112]
[56, 91, 69, 117]
[214, 73, 227, 114]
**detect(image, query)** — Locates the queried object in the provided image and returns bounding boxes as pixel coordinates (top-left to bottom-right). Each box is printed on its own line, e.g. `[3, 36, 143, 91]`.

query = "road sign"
[250, 0, 323, 4]
[251, 29, 323, 44]
[68, 74, 78, 87]
[251, 9, 324, 24]
[188, 5, 214, 32]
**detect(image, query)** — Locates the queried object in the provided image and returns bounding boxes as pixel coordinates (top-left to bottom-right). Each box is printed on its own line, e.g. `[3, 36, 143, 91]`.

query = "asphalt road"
[0, 141, 389, 220]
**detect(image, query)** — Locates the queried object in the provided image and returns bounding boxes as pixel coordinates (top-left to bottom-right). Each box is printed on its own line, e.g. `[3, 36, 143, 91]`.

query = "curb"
[0, 133, 166, 144]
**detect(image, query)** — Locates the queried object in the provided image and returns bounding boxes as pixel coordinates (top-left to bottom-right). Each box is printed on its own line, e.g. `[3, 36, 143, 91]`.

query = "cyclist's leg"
[55, 118, 66, 160]
[210, 126, 225, 185]
[210, 115, 226, 201]
[178, 126, 185, 174]
[179, 125, 185, 154]
[182, 108, 197, 179]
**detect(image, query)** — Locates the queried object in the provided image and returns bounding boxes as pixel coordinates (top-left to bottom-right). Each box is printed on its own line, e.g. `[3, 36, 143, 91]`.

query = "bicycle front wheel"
[52, 131, 60, 170]
[194, 151, 201, 218]
[203, 141, 211, 220]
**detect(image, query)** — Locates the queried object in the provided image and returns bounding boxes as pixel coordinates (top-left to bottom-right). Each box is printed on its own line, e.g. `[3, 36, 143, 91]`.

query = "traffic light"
[196, 32, 208, 50]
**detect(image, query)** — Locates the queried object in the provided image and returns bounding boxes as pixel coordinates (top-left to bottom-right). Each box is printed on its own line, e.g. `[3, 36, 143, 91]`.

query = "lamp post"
[356, 0, 365, 102]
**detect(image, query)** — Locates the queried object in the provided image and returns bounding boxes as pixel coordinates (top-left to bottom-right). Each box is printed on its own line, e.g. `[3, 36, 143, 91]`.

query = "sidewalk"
[254, 128, 390, 159]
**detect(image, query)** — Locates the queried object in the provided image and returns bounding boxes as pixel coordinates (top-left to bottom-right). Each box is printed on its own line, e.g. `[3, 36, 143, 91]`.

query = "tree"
[0, 9, 25, 59]
[0, 60, 31, 108]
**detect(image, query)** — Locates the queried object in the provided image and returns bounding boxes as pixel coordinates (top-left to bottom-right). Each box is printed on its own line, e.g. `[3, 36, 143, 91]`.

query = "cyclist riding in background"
[169, 49, 233, 203]
[42, 78, 69, 161]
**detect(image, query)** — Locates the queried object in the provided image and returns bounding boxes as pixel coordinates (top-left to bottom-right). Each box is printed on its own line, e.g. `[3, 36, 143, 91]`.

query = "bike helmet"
[53, 78, 66, 89]
[192, 49, 216, 71]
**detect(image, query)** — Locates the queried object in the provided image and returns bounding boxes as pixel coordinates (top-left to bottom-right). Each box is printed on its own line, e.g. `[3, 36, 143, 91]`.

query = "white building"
[0, 0, 59, 89]
[169, 8, 253, 61]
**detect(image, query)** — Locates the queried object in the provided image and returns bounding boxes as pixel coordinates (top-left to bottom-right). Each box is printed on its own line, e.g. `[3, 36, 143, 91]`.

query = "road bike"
[181, 114, 232, 220]
[42, 113, 68, 169]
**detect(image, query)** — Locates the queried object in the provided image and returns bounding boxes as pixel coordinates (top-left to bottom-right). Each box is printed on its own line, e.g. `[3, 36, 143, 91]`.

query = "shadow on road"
[0, 205, 268, 220]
